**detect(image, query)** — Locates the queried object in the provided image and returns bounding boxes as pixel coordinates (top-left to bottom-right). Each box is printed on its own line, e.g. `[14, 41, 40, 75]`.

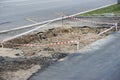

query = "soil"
[0, 26, 116, 80]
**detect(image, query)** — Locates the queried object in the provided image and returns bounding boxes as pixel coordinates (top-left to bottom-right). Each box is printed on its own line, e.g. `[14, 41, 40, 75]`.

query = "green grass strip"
[80, 4, 120, 16]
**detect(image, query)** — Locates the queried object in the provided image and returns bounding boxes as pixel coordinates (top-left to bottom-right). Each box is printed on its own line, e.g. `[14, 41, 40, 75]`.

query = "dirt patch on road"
[2, 26, 115, 55]
[0, 26, 116, 80]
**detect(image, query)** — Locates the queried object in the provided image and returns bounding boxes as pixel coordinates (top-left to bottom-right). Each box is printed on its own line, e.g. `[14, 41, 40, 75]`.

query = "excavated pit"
[1, 26, 116, 56]
[0, 26, 117, 80]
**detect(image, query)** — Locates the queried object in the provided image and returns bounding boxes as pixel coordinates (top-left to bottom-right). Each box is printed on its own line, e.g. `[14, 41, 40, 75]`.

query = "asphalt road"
[29, 30, 120, 80]
[1, 17, 119, 41]
[0, 0, 117, 31]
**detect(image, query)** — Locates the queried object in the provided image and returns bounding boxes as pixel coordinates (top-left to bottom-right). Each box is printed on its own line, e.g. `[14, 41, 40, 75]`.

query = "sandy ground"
[1, 65, 40, 80]
[0, 48, 23, 58]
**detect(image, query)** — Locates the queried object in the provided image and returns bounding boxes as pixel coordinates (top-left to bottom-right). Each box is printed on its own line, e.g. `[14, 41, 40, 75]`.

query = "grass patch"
[80, 4, 120, 16]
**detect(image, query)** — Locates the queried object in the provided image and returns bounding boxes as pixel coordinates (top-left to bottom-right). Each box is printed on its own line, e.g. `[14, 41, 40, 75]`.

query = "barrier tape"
[67, 17, 118, 36]
[67, 16, 116, 25]
[3, 40, 78, 47]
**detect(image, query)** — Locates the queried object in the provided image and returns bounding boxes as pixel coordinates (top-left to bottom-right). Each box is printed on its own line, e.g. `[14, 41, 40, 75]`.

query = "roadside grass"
[80, 4, 120, 16]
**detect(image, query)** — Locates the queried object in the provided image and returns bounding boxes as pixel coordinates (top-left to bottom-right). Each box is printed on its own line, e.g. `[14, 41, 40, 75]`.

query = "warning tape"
[3, 40, 78, 47]
[67, 16, 116, 25]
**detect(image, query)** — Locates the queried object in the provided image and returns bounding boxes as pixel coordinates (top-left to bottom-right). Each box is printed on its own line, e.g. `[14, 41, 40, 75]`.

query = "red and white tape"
[5, 40, 78, 47]
[67, 16, 116, 25]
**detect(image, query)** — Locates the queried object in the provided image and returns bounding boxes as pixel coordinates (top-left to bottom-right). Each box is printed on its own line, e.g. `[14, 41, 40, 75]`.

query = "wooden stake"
[115, 23, 118, 31]
[77, 41, 79, 50]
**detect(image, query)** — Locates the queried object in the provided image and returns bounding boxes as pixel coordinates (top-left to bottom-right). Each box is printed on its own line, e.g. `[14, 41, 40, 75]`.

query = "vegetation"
[80, 4, 120, 16]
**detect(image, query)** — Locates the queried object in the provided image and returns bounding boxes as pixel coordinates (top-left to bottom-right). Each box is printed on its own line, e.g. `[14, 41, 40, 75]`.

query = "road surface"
[0, 0, 117, 31]
[0, 17, 119, 41]
[29, 30, 120, 80]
